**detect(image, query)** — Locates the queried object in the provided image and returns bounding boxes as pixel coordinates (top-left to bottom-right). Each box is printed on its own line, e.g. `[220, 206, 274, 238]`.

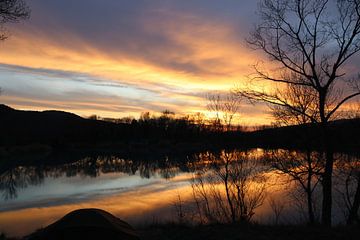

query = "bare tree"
[190, 150, 267, 224]
[173, 193, 187, 224]
[335, 154, 360, 225]
[341, 101, 360, 119]
[270, 83, 319, 125]
[206, 92, 241, 131]
[237, 0, 360, 226]
[0, 0, 30, 95]
[0, 0, 30, 40]
[260, 77, 324, 225]
[268, 196, 287, 225]
[266, 150, 323, 224]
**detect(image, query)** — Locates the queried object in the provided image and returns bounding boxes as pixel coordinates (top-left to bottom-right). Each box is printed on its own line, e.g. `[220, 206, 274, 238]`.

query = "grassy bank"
[1, 222, 359, 239]
[138, 223, 360, 240]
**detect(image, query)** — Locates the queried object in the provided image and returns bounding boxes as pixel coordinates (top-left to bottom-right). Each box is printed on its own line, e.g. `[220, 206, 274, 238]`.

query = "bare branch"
[0, 0, 30, 39]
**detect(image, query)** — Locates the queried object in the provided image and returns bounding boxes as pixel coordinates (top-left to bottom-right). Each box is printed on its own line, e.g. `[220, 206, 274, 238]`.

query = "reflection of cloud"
[0, 172, 195, 237]
[0, 181, 169, 212]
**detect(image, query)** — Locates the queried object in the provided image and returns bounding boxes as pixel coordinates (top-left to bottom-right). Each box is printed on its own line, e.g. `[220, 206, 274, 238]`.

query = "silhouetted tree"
[343, 101, 360, 119]
[270, 84, 319, 126]
[88, 114, 98, 120]
[0, 0, 30, 40]
[189, 112, 206, 126]
[266, 84, 322, 224]
[207, 92, 241, 131]
[139, 112, 151, 121]
[0, 0, 29, 94]
[238, 0, 360, 226]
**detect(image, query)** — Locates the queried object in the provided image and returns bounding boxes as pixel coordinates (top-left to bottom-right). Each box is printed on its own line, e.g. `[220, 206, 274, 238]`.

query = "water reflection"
[0, 154, 196, 200]
[187, 150, 268, 224]
[264, 150, 325, 224]
[0, 149, 359, 237]
[0, 166, 45, 200]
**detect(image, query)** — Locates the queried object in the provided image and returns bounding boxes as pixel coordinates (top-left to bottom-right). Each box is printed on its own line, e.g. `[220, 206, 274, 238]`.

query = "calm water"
[0, 149, 357, 237]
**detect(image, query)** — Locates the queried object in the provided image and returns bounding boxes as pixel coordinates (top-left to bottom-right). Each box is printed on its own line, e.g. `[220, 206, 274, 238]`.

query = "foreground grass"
[138, 224, 360, 240]
[2, 224, 359, 239]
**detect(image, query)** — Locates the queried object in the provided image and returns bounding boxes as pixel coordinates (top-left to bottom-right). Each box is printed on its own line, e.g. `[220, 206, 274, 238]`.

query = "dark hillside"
[244, 118, 360, 151]
[0, 105, 211, 149]
[1, 104, 359, 153]
[0, 104, 127, 147]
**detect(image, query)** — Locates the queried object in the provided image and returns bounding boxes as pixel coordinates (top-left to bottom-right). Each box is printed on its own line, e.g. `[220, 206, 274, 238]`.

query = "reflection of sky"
[0, 168, 303, 238]
[0, 171, 192, 212]
[0, 152, 352, 237]
[0, 170, 196, 237]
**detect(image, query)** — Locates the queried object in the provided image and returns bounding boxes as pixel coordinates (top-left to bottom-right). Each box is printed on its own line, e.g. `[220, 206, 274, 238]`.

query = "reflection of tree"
[190, 150, 267, 224]
[335, 154, 360, 225]
[0, 168, 23, 200]
[81, 157, 100, 178]
[0, 166, 45, 200]
[0, 153, 196, 200]
[266, 150, 323, 224]
[135, 160, 158, 179]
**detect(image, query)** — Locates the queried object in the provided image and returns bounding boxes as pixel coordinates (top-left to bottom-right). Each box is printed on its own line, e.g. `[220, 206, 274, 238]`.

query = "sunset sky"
[0, 0, 357, 125]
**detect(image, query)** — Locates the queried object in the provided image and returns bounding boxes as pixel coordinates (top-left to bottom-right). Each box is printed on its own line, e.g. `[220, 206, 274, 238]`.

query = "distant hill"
[0, 104, 127, 147]
[0, 105, 211, 150]
[0, 104, 359, 152]
[244, 118, 360, 152]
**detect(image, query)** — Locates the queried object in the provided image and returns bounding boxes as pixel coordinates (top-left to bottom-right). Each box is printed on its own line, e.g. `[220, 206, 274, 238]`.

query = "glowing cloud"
[0, 0, 272, 124]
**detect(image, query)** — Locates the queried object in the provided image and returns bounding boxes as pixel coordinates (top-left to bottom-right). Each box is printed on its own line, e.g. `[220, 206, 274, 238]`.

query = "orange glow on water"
[0, 175, 195, 237]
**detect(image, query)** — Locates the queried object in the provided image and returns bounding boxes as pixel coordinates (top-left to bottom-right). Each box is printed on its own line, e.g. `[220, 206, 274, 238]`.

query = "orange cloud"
[0, 8, 273, 124]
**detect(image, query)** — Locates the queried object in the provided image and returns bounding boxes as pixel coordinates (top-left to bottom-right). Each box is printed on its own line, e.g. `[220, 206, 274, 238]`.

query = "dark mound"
[26, 208, 140, 240]
[244, 118, 360, 151]
[0, 104, 15, 113]
[0, 104, 127, 146]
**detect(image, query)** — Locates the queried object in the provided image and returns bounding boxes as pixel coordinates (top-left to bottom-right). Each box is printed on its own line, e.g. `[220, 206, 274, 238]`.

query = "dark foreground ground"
[1, 224, 359, 240]
[138, 224, 360, 240]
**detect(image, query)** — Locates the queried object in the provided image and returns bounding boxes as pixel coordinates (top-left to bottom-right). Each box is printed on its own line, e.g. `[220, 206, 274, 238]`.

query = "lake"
[0, 149, 357, 237]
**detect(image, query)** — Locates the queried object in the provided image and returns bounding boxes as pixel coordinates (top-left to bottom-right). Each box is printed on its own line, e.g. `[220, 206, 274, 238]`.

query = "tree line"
[1, 0, 360, 228]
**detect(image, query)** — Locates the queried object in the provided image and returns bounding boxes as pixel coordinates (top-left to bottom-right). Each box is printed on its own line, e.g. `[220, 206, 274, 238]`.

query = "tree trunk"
[306, 150, 315, 224]
[319, 98, 333, 227]
[224, 161, 236, 223]
[322, 147, 334, 226]
[347, 173, 360, 225]
[308, 194, 315, 224]
[307, 182, 315, 224]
